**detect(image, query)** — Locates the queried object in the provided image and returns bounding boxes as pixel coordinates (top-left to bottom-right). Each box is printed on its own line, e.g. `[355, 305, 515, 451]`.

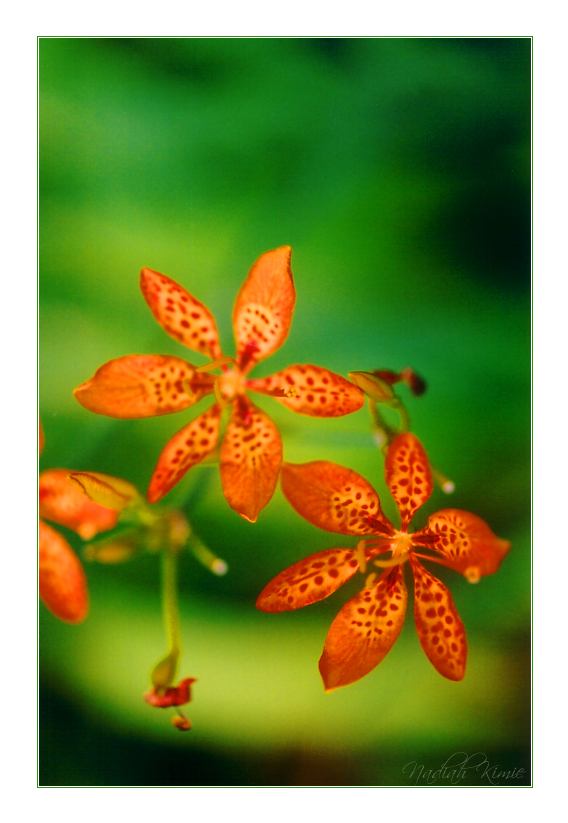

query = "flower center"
[367, 531, 414, 578]
[391, 530, 414, 558]
[218, 367, 245, 403]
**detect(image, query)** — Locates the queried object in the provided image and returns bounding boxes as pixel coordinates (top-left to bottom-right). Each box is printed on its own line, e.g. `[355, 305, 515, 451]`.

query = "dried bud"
[172, 715, 191, 731]
[400, 367, 427, 397]
[370, 369, 401, 386]
[144, 677, 197, 708]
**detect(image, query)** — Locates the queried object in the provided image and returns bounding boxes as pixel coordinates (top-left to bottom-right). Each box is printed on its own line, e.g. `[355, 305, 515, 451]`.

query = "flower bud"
[68, 472, 141, 513]
[348, 371, 395, 403]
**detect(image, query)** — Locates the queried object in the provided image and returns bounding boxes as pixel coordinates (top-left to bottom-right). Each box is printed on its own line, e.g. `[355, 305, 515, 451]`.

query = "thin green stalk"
[151, 547, 182, 690]
[162, 547, 181, 665]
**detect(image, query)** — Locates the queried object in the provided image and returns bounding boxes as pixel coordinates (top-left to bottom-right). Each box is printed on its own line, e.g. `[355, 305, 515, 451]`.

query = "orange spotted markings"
[257, 432, 511, 690]
[74, 247, 364, 521]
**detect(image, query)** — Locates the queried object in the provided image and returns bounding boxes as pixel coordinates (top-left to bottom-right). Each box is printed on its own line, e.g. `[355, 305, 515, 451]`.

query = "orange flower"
[38, 422, 118, 623]
[256, 432, 511, 691]
[74, 247, 364, 521]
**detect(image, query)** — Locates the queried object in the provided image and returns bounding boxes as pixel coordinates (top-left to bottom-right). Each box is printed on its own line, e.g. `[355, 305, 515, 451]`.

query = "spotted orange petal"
[74, 355, 214, 419]
[140, 268, 223, 360]
[147, 405, 222, 504]
[385, 432, 433, 529]
[256, 546, 381, 613]
[39, 519, 89, 623]
[246, 365, 365, 417]
[411, 557, 467, 681]
[232, 246, 295, 369]
[421, 509, 511, 581]
[220, 398, 282, 522]
[39, 469, 118, 540]
[319, 565, 408, 691]
[280, 460, 391, 536]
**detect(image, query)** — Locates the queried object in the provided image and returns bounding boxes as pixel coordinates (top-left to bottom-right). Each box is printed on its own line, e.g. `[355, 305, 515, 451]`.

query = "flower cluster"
[40, 244, 512, 728]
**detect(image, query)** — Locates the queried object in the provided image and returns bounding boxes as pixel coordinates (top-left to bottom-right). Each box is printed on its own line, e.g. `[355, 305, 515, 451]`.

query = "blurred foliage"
[38, 37, 531, 787]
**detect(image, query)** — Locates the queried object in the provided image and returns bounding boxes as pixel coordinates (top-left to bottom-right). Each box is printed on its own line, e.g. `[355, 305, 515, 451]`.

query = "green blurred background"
[38, 37, 531, 786]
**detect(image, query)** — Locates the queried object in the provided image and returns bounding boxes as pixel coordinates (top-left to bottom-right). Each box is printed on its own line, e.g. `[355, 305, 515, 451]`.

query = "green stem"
[151, 548, 182, 690]
[163, 548, 181, 664]
[389, 398, 411, 433]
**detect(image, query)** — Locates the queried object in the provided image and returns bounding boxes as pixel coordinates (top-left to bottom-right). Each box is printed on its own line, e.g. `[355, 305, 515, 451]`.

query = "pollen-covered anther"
[284, 385, 299, 398]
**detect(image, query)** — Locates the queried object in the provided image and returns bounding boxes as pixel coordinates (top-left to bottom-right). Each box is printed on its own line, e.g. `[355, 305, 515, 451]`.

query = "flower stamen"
[213, 378, 232, 409]
[195, 356, 234, 374]
[356, 540, 367, 574]
[365, 572, 377, 588]
[373, 550, 410, 569]
[181, 378, 195, 399]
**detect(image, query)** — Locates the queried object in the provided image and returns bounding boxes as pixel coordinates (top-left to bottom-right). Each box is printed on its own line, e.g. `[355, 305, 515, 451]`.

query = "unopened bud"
[69, 472, 141, 513]
[348, 371, 395, 403]
[84, 533, 139, 563]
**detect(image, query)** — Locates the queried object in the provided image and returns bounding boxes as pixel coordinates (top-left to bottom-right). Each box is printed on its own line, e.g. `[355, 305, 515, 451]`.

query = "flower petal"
[256, 547, 373, 613]
[220, 398, 282, 522]
[318, 565, 408, 691]
[385, 432, 433, 529]
[421, 509, 511, 581]
[140, 268, 223, 360]
[147, 405, 222, 504]
[39, 519, 89, 623]
[39, 469, 118, 539]
[246, 365, 365, 417]
[232, 246, 295, 369]
[411, 558, 467, 681]
[74, 355, 214, 419]
[280, 460, 391, 536]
